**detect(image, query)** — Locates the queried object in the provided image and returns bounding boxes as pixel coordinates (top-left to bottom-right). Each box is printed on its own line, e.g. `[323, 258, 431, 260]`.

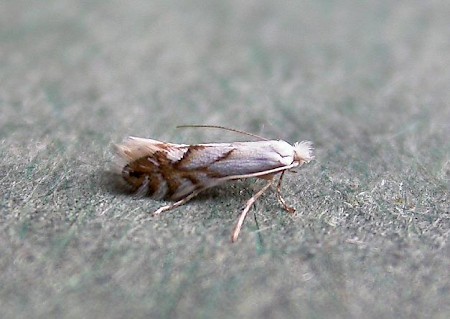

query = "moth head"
[293, 141, 314, 165]
[120, 155, 160, 194]
[122, 163, 148, 191]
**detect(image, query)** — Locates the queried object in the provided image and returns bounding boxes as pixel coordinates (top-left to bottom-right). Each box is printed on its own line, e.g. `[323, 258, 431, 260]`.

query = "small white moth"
[115, 126, 314, 242]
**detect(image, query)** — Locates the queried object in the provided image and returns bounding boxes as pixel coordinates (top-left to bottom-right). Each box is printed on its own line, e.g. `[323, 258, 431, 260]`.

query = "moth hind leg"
[152, 187, 205, 216]
[231, 180, 273, 242]
[276, 171, 296, 214]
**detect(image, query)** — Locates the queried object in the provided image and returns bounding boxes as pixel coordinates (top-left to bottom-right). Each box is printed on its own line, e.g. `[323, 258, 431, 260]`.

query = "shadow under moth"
[114, 126, 314, 242]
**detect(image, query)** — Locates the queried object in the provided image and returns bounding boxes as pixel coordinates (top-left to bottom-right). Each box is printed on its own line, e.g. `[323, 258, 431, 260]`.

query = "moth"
[114, 126, 314, 242]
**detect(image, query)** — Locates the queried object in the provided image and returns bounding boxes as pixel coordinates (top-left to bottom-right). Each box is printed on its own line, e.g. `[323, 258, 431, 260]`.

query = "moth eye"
[122, 165, 142, 179]
[129, 170, 143, 178]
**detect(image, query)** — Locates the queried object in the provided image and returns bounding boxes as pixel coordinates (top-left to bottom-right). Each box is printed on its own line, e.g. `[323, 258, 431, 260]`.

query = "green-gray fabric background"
[1, 1, 449, 318]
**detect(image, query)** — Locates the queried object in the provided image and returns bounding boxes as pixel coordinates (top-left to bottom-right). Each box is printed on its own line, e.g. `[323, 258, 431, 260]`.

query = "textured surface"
[1, 1, 449, 318]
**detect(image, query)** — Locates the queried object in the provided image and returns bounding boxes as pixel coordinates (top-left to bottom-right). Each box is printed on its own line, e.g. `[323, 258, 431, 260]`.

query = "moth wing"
[181, 141, 295, 177]
[167, 145, 240, 200]
[115, 136, 187, 163]
[115, 138, 298, 201]
[175, 144, 236, 170]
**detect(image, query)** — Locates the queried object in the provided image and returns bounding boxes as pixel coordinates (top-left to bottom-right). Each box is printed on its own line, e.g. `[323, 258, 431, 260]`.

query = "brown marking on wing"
[212, 148, 235, 164]
[121, 147, 234, 200]
[160, 169, 182, 199]
[150, 151, 179, 198]
[174, 145, 235, 173]
[173, 145, 207, 168]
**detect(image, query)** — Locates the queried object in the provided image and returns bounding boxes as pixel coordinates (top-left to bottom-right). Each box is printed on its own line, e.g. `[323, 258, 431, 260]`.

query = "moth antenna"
[176, 125, 269, 141]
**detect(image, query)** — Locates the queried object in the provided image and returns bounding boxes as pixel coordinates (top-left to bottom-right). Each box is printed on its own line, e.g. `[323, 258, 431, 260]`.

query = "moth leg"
[276, 171, 296, 214]
[231, 180, 273, 242]
[152, 188, 204, 216]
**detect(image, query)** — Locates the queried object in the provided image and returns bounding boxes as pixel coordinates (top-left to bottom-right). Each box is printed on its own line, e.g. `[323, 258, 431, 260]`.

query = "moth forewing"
[199, 140, 297, 175]
[114, 134, 314, 242]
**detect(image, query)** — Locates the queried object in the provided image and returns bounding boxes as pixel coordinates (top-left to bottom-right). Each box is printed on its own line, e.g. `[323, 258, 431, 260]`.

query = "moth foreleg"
[152, 188, 205, 216]
[276, 171, 296, 214]
[231, 180, 273, 242]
